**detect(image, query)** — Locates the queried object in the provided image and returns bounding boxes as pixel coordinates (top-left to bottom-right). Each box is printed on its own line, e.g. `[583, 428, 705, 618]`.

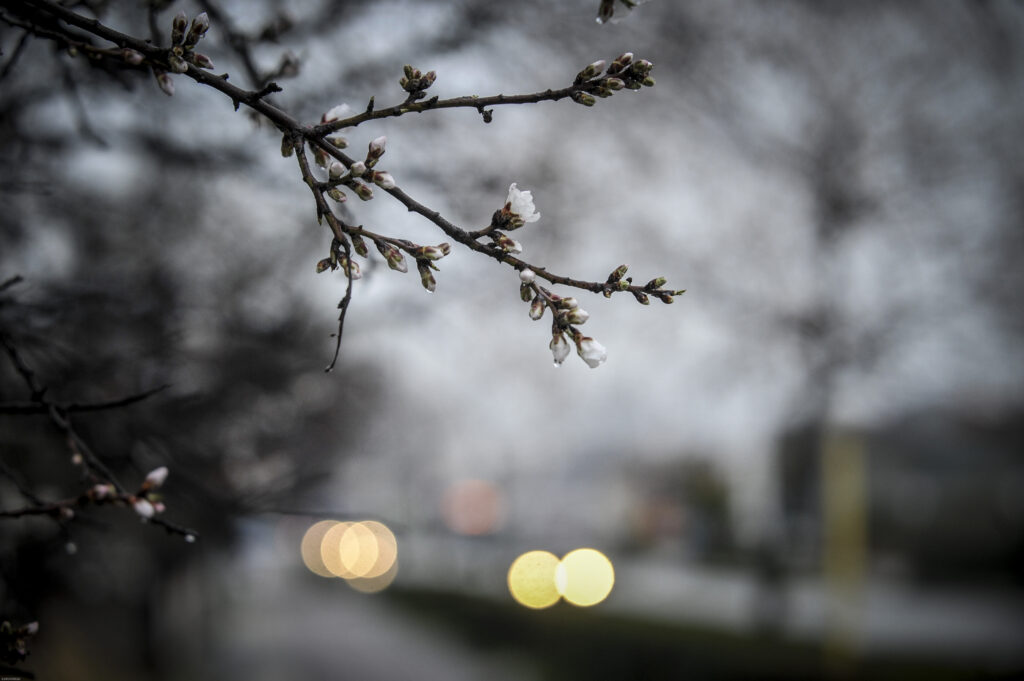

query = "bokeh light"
[441, 479, 504, 535]
[301, 519, 399, 592]
[300, 520, 340, 578]
[555, 548, 615, 607]
[507, 550, 561, 609]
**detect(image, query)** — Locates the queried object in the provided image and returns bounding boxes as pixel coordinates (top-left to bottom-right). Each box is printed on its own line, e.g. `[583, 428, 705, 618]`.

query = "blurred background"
[2, 0, 1023, 679]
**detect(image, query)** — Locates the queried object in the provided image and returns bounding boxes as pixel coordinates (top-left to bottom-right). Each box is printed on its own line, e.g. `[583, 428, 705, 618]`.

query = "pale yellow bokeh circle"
[339, 522, 380, 577]
[321, 521, 357, 578]
[360, 521, 398, 578]
[300, 520, 339, 578]
[555, 548, 615, 607]
[507, 550, 561, 609]
[347, 559, 399, 594]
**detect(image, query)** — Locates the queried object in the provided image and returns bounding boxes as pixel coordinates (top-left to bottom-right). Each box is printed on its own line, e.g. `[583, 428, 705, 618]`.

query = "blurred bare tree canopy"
[1, 1, 1023, 680]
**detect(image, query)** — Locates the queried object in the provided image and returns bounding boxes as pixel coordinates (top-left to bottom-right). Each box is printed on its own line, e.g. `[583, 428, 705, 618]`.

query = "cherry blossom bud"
[605, 78, 625, 90]
[184, 12, 210, 49]
[368, 136, 387, 159]
[645, 276, 667, 290]
[314, 147, 328, 168]
[339, 257, 362, 280]
[133, 498, 155, 519]
[608, 264, 629, 283]
[631, 59, 654, 77]
[565, 307, 590, 325]
[322, 103, 354, 124]
[168, 53, 188, 73]
[550, 333, 571, 365]
[122, 49, 144, 65]
[348, 161, 366, 177]
[328, 161, 345, 178]
[633, 291, 650, 305]
[520, 283, 533, 302]
[189, 53, 214, 70]
[492, 232, 522, 254]
[376, 241, 408, 272]
[558, 297, 579, 309]
[417, 260, 437, 292]
[519, 268, 536, 284]
[327, 188, 346, 203]
[327, 136, 348, 149]
[608, 52, 633, 74]
[316, 258, 333, 273]
[403, 64, 415, 79]
[529, 296, 545, 320]
[422, 71, 437, 87]
[576, 336, 608, 368]
[576, 59, 607, 82]
[415, 244, 448, 260]
[145, 466, 169, 489]
[572, 92, 596, 107]
[171, 11, 187, 45]
[352, 181, 373, 201]
[597, 0, 615, 24]
[281, 135, 294, 157]
[351, 233, 369, 257]
[372, 171, 396, 189]
[642, 76, 656, 87]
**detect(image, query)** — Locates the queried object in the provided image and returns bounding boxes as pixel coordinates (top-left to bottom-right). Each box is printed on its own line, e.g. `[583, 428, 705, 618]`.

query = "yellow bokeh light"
[347, 559, 399, 594]
[321, 521, 357, 578]
[555, 548, 615, 607]
[301, 520, 339, 578]
[339, 522, 379, 577]
[507, 550, 561, 609]
[360, 521, 398, 578]
[301, 519, 399, 592]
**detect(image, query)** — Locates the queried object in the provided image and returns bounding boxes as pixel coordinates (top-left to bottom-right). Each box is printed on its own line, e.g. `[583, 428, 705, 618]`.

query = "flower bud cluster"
[400, 64, 437, 98]
[132, 466, 170, 520]
[599, 263, 684, 304]
[571, 52, 655, 106]
[164, 11, 214, 78]
[517, 274, 607, 368]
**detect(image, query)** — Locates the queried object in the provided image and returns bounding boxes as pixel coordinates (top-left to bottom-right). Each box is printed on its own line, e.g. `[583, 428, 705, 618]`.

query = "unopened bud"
[327, 136, 348, 149]
[376, 241, 408, 273]
[122, 49, 144, 65]
[520, 283, 533, 302]
[550, 333, 571, 365]
[417, 260, 437, 292]
[280, 135, 293, 157]
[351, 233, 369, 257]
[558, 297, 579, 310]
[184, 12, 210, 49]
[415, 244, 448, 260]
[642, 76, 656, 87]
[492, 232, 522, 254]
[368, 136, 387, 159]
[144, 466, 169, 489]
[607, 52, 633, 74]
[608, 264, 629, 283]
[631, 59, 654, 77]
[372, 171, 396, 189]
[571, 92, 596, 107]
[327, 188, 346, 203]
[328, 161, 345, 178]
[189, 52, 214, 70]
[168, 54, 188, 73]
[171, 11, 187, 45]
[605, 77, 625, 90]
[422, 71, 437, 87]
[519, 268, 536, 284]
[403, 64, 415, 79]
[577, 59, 607, 82]
[633, 291, 650, 305]
[645, 276, 667, 290]
[529, 296, 545, 320]
[133, 498, 155, 519]
[348, 161, 366, 177]
[316, 258, 333, 273]
[565, 307, 590, 325]
[339, 257, 362, 280]
[352, 181, 373, 201]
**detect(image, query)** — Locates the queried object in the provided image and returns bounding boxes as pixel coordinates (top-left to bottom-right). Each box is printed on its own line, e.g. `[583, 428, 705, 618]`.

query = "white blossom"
[505, 183, 540, 225]
[133, 498, 155, 518]
[576, 337, 607, 368]
[322, 103, 354, 124]
[550, 334, 571, 365]
[145, 466, 169, 489]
